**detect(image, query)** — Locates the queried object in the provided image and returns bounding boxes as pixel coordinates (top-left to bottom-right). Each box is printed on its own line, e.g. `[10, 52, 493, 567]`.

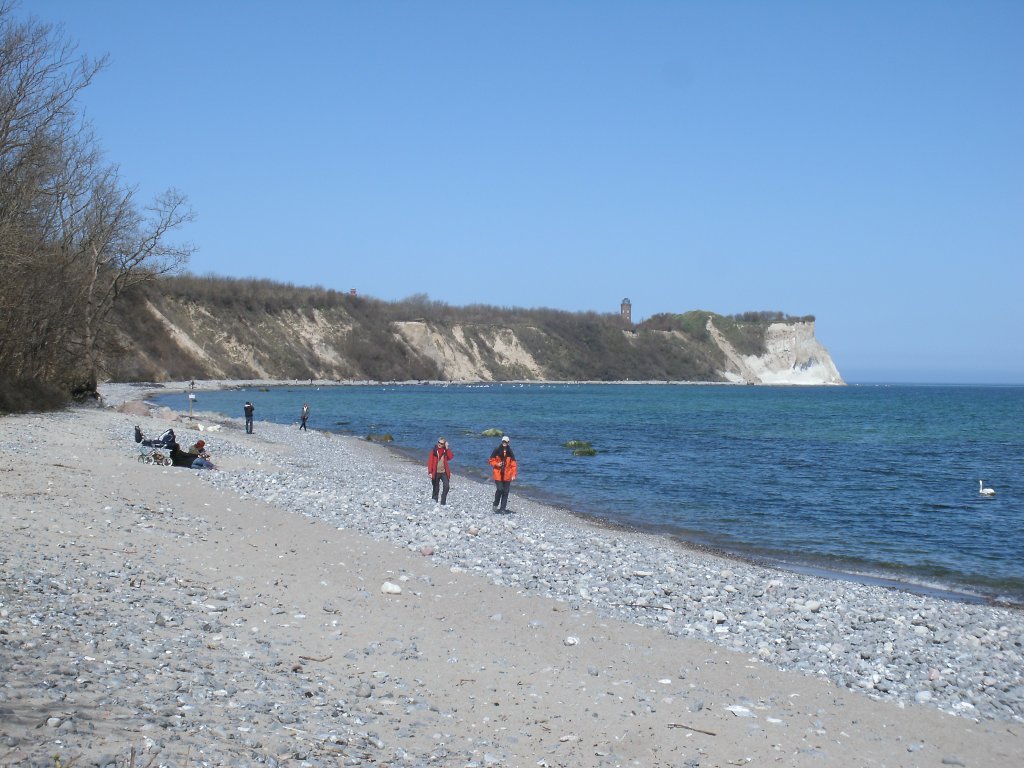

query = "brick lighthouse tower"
[620, 298, 632, 324]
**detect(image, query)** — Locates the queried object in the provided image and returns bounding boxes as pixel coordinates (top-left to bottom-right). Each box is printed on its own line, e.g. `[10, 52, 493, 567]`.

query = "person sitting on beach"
[188, 439, 216, 469]
[170, 441, 215, 470]
[168, 442, 193, 467]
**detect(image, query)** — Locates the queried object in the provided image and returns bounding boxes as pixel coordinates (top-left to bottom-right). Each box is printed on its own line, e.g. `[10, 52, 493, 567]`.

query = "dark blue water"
[155, 384, 1024, 604]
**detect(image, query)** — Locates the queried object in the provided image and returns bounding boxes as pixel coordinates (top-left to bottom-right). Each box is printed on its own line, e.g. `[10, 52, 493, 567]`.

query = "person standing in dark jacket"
[300, 403, 310, 431]
[243, 401, 255, 434]
[488, 435, 517, 512]
[427, 438, 453, 504]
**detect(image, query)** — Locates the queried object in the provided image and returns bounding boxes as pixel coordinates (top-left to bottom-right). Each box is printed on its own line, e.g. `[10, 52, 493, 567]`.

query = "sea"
[153, 383, 1024, 606]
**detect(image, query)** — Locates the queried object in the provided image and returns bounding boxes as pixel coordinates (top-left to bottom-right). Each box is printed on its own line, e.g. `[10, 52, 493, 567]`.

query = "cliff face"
[106, 291, 843, 385]
[708, 318, 844, 385]
[392, 322, 546, 381]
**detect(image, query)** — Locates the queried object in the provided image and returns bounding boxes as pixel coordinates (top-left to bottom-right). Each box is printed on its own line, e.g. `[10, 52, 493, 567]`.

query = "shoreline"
[113, 376, 842, 394]
[1, 383, 1019, 765]
[118, 381, 1024, 719]
[141, 379, 1022, 609]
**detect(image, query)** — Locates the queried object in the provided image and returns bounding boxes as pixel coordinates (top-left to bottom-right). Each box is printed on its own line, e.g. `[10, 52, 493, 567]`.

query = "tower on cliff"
[620, 298, 632, 324]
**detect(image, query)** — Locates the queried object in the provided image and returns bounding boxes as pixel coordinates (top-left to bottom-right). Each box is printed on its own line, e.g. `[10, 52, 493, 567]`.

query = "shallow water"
[154, 383, 1024, 603]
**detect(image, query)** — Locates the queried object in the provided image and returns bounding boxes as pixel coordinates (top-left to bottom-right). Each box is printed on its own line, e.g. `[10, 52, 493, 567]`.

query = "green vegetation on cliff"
[99, 274, 812, 385]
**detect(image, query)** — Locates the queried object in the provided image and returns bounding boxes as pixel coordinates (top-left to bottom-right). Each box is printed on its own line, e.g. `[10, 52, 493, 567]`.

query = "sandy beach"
[0, 383, 1021, 767]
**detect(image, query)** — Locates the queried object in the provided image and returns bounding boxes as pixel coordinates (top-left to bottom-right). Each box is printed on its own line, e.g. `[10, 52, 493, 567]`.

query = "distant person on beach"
[489, 435, 517, 513]
[169, 440, 214, 469]
[187, 439, 216, 469]
[427, 438, 453, 505]
[300, 403, 310, 431]
[244, 401, 255, 434]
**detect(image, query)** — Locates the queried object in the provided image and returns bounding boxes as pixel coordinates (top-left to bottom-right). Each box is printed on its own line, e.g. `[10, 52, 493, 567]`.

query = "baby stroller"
[135, 426, 175, 465]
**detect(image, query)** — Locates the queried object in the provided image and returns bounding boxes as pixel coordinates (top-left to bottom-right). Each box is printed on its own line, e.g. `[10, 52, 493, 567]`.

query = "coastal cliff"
[105, 279, 844, 385]
[708, 318, 844, 385]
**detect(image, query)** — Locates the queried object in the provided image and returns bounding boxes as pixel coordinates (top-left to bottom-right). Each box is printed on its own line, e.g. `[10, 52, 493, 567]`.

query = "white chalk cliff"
[708, 318, 844, 385]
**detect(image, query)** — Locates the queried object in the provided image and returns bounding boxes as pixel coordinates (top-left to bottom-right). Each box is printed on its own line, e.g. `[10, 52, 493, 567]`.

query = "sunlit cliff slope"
[104, 278, 843, 385]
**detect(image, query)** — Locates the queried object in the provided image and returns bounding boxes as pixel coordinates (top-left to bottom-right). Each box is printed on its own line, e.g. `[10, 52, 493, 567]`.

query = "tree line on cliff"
[98, 273, 814, 386]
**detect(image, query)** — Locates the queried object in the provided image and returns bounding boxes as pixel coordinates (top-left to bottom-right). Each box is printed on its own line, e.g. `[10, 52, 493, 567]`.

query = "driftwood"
[298, 654, 333, 663]
[667, 722, 717, 736]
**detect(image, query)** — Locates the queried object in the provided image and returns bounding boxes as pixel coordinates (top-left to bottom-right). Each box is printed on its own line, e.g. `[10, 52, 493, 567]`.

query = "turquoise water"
[155, 384, 1024, 604]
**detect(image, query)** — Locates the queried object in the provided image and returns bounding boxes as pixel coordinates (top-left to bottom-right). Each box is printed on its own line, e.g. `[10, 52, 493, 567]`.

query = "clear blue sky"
[25, 1, 1023, 383]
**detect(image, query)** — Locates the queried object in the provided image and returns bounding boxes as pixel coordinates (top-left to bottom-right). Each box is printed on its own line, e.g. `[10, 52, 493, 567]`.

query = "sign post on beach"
[188, 392, 196, 421]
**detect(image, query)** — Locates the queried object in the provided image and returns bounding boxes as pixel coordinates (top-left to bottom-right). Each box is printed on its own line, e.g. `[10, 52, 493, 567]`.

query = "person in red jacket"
[427, 437, 453, 504]
[488, 435, 517, 513]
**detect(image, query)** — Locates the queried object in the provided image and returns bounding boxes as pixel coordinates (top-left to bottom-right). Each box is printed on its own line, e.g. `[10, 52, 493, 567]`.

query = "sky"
[21, 1, 1024, 383]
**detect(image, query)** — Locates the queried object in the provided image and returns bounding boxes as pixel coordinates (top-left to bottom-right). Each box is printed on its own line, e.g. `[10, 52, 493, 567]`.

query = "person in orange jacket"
[488, 434, 517, 512]
[427, 437, 453, 504]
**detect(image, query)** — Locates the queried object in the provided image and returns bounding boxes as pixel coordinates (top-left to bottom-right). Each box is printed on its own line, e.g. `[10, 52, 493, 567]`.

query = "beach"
[0, 384, 1021, 767]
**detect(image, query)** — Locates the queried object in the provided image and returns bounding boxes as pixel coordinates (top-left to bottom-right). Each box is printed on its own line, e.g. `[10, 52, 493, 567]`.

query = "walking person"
[243, 401, 255, 434]
[489, 435, 517, 513]
[300, 403, 310, 431]
[427, 438, 453, 505]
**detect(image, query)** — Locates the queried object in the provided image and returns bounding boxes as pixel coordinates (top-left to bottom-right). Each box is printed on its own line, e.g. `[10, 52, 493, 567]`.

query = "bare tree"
[0, 2, 193, 402]
[0, 4, 102, 386]
[72, 181, 195, 386]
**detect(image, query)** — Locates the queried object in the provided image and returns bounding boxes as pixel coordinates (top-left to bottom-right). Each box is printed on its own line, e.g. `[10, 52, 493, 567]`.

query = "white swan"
[979, 480, 995, 497]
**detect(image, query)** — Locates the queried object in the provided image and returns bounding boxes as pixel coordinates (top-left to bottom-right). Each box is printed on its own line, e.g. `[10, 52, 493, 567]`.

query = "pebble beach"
[0, 382, 1021, 767]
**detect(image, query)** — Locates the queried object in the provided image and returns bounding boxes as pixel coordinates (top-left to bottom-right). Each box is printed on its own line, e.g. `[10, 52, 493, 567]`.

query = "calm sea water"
[154, 384, 1024, 604]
